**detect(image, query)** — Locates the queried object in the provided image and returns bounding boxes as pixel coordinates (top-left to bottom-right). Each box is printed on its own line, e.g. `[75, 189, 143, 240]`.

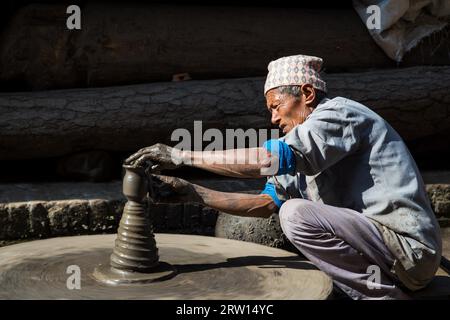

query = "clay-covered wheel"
[0, 234, 332, 299]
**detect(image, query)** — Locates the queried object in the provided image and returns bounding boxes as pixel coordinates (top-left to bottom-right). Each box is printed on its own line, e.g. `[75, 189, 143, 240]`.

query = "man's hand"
[148, 174, 277, 218]
[148, 174, 202, 205]
[124, 143, 185, 171]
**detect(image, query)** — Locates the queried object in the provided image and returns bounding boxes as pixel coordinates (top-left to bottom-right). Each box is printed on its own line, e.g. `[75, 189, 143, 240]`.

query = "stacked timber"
[0, 3, 448, 90]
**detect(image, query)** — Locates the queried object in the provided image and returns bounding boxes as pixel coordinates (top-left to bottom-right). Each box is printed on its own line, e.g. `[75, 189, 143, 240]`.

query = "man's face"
[265, 86, 313, 134]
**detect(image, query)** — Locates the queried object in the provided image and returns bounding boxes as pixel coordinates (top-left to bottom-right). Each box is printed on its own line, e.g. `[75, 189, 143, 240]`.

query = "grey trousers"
[279, 199, 411, 300]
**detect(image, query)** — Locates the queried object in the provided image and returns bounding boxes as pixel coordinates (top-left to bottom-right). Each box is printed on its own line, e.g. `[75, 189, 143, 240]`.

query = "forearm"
[179, 148, 276, 178]
[192, 183, 277, 218]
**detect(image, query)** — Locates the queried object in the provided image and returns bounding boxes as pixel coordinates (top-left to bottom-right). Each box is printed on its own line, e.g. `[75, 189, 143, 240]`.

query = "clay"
[92, 166, 175, 284]
[121, 166, 148, 202]
[110, 166, 158, 272]
[93, 262, 176, 286]
[0, 234, 333, 299]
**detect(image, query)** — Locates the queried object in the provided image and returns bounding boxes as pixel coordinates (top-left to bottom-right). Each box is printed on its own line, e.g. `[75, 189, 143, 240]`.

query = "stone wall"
[0, 179, 263, 246]
[1, 176, 449, 247]
[0, 198, 219, 247]
[427, 184, 450, 227]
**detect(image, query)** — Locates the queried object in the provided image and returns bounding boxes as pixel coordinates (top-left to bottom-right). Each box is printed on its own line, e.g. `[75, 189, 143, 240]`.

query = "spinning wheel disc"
[0, 234, 333, 299]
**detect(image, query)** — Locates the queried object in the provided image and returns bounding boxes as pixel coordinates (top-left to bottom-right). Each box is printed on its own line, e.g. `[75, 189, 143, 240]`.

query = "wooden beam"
[0, 66, 449, 160]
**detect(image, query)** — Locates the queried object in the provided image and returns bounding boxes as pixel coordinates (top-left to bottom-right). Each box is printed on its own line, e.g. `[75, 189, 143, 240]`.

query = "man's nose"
[271, 111, 281, 125]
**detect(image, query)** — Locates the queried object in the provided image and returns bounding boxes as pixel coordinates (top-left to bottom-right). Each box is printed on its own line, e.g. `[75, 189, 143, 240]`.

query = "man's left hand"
[148, 174, 202, 205]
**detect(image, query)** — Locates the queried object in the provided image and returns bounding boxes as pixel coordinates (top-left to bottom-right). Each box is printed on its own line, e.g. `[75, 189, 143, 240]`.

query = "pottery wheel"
[0, 234, 332, 299]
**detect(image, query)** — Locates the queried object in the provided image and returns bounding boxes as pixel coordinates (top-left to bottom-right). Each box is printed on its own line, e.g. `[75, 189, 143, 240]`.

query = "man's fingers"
[149, 175, 178, 198]
[124, 149, 146, 164]
[124, 146, 156, 164]
[148, 174, 192, 205]
[133, 153, 157, 167]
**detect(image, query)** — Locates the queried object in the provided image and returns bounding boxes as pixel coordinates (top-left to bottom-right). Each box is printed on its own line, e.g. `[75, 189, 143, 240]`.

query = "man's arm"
[195, 185, 277, 218]
[125, 143, 283, 178]
[183, 148, 276, 178]
[151, 175, 278, 218]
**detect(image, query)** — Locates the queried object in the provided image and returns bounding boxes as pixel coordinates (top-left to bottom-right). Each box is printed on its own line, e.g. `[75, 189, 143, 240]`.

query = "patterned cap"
[264, 54, 327, 95]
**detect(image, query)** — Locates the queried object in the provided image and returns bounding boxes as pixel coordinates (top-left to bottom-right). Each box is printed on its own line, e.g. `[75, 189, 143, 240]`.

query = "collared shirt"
[266, 97, 442, 290]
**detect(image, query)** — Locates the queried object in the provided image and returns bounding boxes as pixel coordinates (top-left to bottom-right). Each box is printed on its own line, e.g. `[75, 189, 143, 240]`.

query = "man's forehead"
[265, 89, 282, 105]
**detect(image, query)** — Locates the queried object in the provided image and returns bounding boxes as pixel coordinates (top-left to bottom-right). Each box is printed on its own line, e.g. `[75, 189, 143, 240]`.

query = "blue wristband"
[263, 139, 296, 175]
[261, 183, 284, 208]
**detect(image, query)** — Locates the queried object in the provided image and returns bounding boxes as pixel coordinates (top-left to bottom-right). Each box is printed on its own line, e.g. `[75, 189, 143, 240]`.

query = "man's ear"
[301, 84, 315, 106]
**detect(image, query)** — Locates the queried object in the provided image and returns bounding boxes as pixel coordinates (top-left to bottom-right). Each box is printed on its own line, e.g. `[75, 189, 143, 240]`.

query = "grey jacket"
[269, 97, 442, 290]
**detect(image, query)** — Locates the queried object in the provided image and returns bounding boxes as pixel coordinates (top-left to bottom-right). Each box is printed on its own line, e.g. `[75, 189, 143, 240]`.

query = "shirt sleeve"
[262, 139, 296, 175]
[283, 101, 361, 175]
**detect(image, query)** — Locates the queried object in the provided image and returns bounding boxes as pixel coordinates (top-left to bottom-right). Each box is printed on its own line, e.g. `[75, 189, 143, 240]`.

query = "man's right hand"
[124, 143, 185, 171]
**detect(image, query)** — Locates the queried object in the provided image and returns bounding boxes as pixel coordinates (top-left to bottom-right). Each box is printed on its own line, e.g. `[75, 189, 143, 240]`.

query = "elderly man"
[125, 54, 442, 300]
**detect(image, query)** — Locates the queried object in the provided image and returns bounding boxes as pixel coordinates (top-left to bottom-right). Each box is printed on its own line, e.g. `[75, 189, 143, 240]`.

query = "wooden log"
[0, 66, 449, 160]
[1, 3, 449, 90]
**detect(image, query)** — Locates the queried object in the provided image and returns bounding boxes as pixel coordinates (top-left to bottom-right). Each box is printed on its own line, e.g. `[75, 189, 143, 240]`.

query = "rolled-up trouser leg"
[279, 199, 410, 300]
